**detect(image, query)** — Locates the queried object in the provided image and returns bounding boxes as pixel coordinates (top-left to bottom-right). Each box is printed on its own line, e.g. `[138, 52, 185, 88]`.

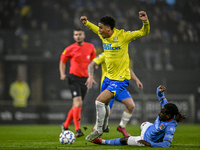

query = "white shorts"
[127, 122, 152, 146]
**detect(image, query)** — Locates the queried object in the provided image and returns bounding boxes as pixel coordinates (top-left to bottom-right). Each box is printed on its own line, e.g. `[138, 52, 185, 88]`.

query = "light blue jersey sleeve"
[156, 87, 168, 107]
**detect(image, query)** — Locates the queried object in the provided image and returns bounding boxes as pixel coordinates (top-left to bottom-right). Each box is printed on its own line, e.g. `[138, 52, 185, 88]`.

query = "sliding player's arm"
[157, 85, 168, 107]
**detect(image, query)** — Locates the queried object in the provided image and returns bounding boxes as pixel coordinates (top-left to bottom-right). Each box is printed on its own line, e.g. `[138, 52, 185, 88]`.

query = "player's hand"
[139, 11, 148, 21]
[137, 140, 151, 146]
[80, 16, 87, 24]
[158, 85, 166, 92]
[60, 74, 67, 80]
[85, 76, 97, 89]
[136, 80, 143, 90]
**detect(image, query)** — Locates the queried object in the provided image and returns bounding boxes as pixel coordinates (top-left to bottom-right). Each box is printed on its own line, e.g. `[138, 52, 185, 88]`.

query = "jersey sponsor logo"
[103, 43, 120, 51]
[159, 124, 165, 130]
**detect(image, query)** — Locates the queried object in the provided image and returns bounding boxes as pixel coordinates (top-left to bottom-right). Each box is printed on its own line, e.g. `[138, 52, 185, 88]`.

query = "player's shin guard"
[119, 111, 132, 128]
[103, 105, 110, 131]
[95, 100, 105, 133]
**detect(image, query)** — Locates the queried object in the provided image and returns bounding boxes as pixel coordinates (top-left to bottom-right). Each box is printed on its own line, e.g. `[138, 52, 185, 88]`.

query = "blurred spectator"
[144, 29, 163, 70]
[41, 21, 48, 31]
[189, 31, 200, 70]
[49, 2, 61, 30]
[162, 31, 174, 70]
[60, 10, 72, 29]
[0, 0, 200, 70]
[9, 76, 30, 107]
[30, 19, 39, 30]
[22, 9, 33, 29]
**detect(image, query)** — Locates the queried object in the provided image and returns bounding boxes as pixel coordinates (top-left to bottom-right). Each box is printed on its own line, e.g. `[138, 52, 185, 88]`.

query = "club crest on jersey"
[113, 36, 119, 43]
[87, 55, 90, 59]
[159, 124, 165, 130]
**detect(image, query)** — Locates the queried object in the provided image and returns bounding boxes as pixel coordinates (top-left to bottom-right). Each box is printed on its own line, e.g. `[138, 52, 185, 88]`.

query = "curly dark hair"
[99, 16, 116, 30]
[164, 103, 186, 122]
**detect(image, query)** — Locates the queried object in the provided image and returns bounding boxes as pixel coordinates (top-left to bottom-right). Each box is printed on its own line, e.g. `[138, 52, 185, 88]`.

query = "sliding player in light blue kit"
[91, 85, 186, 147]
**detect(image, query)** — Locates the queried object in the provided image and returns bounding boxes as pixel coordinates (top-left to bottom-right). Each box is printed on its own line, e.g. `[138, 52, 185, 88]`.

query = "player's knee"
[127, 104, 135, 113]
[120, 136, 130, 145]
[96, 97, 104, 103]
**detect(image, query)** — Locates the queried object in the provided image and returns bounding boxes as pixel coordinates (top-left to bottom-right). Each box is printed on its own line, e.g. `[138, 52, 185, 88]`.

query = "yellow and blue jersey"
[85, 20, 150, 81]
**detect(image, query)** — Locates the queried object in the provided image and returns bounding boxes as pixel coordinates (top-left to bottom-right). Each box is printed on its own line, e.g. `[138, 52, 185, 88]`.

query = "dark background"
[0, 0, 200, 124]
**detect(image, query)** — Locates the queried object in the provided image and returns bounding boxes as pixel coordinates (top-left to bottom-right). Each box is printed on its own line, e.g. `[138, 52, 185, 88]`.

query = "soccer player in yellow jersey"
[80, 11, 150, 141]
[86, 52, 143, 137]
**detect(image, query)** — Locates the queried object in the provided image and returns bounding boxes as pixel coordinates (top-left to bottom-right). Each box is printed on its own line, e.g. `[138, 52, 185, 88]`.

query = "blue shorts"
[109, 90, 132, 109]
[101, 76, 130, 100]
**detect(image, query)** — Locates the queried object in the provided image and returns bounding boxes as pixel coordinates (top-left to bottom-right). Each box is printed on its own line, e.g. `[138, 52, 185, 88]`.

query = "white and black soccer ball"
[59, 130, 75, 144]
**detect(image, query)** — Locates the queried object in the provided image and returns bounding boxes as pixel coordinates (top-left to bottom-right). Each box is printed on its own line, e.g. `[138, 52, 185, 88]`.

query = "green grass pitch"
[0, 124, 200, 150]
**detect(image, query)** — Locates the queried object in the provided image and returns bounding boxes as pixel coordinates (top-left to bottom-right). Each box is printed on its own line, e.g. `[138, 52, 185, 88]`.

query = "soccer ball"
[59, 130, 75, 144]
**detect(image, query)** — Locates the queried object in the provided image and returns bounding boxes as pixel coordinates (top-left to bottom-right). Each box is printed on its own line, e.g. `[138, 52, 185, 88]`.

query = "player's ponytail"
[175, 112, 186, 123]
[164, 103, 186, 122]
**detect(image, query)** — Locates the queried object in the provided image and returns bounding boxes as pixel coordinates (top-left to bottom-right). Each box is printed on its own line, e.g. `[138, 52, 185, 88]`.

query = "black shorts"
[67, 74, 88, 100]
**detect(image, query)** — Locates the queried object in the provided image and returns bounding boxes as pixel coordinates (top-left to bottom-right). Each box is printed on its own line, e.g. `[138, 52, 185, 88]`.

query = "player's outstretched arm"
[156, 85, 166, 100]
[80, 16, 99, 34]
[137, 140, 151, 146]
[138, 138, 171, 147]
[128, 11, 150, 40]
[157, 85, 166, 100]
[156, 85, 168, 106]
